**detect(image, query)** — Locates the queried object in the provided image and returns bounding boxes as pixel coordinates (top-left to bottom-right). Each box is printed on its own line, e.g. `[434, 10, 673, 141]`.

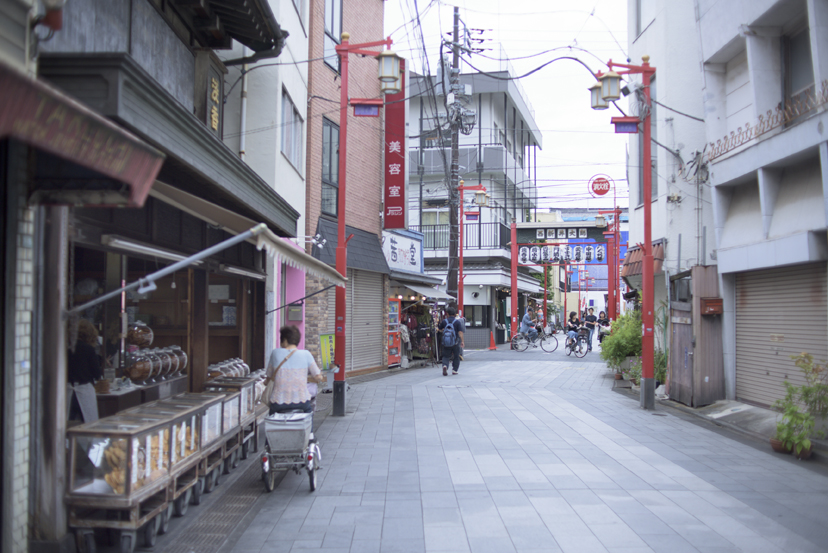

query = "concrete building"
[407, 69, 543, 347]
[625, 0, 723, 406]
[696, 0, 828, 407]
[305, 0, 391, 375]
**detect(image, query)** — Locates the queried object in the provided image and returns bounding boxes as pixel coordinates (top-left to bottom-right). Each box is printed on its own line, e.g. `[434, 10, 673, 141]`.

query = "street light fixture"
[457, 180, 488, 315]
[331, 33, 402, 416]
[591, 55, 656, 410]
[589, 81, 608, 110]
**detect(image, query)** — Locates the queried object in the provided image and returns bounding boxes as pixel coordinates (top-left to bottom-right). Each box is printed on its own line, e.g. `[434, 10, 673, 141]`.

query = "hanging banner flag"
[384, 59, 407, 229]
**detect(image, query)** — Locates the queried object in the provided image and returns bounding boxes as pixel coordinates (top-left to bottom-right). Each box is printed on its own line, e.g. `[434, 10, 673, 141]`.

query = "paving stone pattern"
[226, 349, 828, 553]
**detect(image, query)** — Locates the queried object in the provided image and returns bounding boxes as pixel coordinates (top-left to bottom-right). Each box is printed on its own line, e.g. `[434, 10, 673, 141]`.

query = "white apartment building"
[697, 0, 828, 407]
[407, 70, 543, 347]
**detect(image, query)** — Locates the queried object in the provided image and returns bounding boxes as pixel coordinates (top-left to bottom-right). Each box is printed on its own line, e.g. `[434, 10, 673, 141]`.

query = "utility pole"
[447, 6, 461, 304]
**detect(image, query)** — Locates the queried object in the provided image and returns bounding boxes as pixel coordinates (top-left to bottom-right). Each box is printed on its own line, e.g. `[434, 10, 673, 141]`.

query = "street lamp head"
[600, 70, 622, 102]
[589, 81, 608, 110]
[474, 189, 488, 207]
[377, 49, 402, 83]
[381, 78, 401, 95]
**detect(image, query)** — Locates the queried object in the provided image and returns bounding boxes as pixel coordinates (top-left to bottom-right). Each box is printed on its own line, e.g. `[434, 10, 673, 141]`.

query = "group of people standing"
[566, 308, 611, 351]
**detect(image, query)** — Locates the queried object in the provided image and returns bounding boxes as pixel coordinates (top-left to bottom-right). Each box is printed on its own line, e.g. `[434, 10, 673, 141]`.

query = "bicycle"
[511, 325, 559, 352]
[564, 327, 589, 358]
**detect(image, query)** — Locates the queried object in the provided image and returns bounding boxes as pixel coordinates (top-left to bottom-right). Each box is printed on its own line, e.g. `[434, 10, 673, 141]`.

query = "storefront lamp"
[410, 295, 416, 301]
[600, 70, 622, 101]
[377, 49, 402, 83]
[589, 81, 608, 110]
[397, 294, 403, 300]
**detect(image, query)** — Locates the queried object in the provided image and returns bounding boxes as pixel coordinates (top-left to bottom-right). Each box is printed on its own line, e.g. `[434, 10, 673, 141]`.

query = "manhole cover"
[480, 380, 510, 383]
[438, 385, 470, 388]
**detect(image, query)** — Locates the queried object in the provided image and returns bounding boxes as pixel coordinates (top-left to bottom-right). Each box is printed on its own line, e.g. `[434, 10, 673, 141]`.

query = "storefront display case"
[204, 376, 257, 425]
[170, 393, 225, 449]
[221, 391, 241, 436]
[125, 401, 202, 470]
[67, 414, 172, 501]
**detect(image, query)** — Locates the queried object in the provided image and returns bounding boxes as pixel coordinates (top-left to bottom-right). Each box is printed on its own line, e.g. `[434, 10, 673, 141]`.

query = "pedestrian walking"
[584, 307, 598, 351]
[264, 325, 325, 416]
[437, 306, 464, 376]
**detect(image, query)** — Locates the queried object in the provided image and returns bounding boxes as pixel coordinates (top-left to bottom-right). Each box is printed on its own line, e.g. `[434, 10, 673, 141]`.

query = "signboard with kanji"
[383, 60, 406, 229]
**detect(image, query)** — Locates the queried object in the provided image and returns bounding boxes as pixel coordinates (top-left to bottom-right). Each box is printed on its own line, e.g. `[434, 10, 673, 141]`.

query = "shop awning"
[313, 218, 390, 274]
[404, 284, 455, 300]
[149, 181, 346, 287]
[389, 269, 443, 287]
[0, 62, 164, 207]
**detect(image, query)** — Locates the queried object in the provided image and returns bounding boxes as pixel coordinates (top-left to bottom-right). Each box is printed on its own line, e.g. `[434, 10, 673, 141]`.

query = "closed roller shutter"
[735, 263, 827, 407]
[347, 269, 384, 372]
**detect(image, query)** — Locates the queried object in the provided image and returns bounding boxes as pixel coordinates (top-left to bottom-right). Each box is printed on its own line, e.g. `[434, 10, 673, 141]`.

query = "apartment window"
[783, 26, 814, 118]
[321, 118, 339, 216]
[324, 0, 342, 71]
[281, 91, 303, 171]
[638, 76, 657, 205]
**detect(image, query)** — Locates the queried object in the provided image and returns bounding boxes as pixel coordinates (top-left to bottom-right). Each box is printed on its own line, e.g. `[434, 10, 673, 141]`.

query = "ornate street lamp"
[589, 81, 608, 110]
[331, 33, 402, 416]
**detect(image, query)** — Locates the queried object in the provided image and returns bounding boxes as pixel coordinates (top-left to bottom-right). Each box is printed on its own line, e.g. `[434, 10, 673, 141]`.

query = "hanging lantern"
[519, 247, 529, 264]
[596, 246, 605, 261]
[585, 246, 594, 262]
[381, 78, 401, 95]
[551, 246, 561, 262]
[530, 246, 540, 262]
[540, 246, 550, 262]
[377, 49, 402, 83]
[564, 246, 572, 261]
[474, 188, 488, 206]
[600, 70, 621, 101]
[589, 81, 608, 110]
[574, 246, 583, 261]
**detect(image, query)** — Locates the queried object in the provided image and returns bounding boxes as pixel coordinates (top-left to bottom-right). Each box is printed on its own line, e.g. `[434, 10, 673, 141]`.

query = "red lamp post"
[456, 181, 488, 315]
[593, 56, 656, 409]
[332, 33, 401, 416]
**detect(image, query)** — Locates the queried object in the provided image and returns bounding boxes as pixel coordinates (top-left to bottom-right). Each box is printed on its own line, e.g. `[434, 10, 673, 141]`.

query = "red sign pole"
[510, 223, 518, 341]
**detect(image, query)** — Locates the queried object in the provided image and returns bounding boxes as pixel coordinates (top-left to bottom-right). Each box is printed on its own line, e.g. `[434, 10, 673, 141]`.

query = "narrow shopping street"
[172, 347, 828, 553]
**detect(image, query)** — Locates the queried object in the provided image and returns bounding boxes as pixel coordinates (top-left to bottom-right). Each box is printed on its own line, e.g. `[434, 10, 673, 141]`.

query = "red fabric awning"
[0, 62, 164, 207]
[620, 241, 665, 277]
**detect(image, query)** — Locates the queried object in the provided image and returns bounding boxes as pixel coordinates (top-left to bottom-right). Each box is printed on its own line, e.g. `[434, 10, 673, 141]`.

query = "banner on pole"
[383, 59, 407, 229]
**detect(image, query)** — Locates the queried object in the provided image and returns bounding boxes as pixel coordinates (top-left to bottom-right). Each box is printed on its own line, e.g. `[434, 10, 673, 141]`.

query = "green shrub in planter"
[599, 311, 642, 370]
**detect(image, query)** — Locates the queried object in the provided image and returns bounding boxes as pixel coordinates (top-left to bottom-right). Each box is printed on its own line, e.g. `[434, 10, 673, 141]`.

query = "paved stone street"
[222, 346, 828, 553]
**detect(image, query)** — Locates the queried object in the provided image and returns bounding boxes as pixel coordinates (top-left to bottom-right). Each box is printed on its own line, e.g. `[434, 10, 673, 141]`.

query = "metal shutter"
[735, 263, 827, 407]
[347, 269, 384, 372]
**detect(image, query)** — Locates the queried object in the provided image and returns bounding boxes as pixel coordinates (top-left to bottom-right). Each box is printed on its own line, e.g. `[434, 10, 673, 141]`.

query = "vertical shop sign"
[207, 66, 223, 137]
[384, 59, 406, 229]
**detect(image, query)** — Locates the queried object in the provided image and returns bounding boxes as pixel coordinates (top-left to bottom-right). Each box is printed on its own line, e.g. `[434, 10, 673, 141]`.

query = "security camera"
[472, 292, 479, 298]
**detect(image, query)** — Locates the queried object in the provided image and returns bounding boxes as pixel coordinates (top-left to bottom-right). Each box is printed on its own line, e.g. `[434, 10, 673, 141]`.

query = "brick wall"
[10, 182, 33, 553]
[304, 0, 387, 368]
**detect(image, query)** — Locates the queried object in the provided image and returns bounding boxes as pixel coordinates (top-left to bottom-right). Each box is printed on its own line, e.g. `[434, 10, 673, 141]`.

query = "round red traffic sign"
[589, 175, 612, 197]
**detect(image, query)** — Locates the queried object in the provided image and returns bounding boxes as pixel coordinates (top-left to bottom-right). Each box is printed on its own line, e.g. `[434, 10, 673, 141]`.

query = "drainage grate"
[158, 460, 269, 553]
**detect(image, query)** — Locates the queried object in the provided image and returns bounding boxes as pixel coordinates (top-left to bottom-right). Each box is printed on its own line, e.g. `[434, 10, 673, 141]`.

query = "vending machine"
[388, 298, 401, 366]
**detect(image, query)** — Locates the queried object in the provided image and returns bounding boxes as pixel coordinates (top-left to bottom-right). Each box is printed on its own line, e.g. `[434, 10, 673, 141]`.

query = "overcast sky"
[384, 0, 630, 212]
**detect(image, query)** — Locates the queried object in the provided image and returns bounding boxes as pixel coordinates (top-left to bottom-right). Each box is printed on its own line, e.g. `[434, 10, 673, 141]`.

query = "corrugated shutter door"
[347, 269, 384, 372]
[735, 263, 827, 407]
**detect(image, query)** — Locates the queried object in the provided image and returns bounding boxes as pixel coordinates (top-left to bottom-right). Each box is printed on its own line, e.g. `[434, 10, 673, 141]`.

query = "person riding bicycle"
[520, 307, 539, 344]
[566, 311, 581, 347]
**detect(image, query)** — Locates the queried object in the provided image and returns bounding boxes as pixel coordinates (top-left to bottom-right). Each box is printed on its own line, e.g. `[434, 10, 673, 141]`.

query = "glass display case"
[204, 376, 257, 424]
[171, 393, 225, 448]
[67, 414, 171, 498]
[128, 401, 202, 469]
[222, 391, 241, 435]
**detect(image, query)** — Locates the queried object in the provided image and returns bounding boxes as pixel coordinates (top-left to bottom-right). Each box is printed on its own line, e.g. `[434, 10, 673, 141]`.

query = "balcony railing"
[410, 223, 511, 251]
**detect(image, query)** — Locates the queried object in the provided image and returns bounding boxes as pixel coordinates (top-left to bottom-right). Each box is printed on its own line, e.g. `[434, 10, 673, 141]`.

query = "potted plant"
[599, 311, 642, 373]
[773, 388, 815, 458]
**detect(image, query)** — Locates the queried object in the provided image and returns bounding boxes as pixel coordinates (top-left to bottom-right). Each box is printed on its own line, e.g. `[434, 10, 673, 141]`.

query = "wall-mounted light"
[397, 294, 403, 300]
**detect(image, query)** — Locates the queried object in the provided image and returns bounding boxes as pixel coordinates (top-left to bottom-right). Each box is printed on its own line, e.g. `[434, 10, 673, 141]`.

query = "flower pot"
[614, 373, 623, 380]
[795, 445, 813, 460]
[769, 438, 791, 454]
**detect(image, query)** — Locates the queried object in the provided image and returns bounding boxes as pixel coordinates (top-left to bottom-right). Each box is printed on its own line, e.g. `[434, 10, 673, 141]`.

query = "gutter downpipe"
[240, 47, 250, 161]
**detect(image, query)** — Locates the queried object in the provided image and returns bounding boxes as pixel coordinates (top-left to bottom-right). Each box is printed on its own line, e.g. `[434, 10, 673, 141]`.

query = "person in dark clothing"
[67, 319, 103, 422]
[566, 311, 581, 347]
[437, 306, 464, 376]
[584, 308, 598, 351]
[68, 319, 102, 385]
